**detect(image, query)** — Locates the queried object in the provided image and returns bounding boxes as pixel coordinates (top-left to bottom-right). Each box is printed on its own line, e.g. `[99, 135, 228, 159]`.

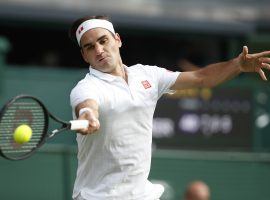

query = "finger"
[94, 120, 100, 128]
[88, 127, 98, 134]
[90, 118, 100, 126]
[90, 121, 100, 130]
[81, 126, 98, 135]
[243, 46, 248, 57]
[262, 63, 270, 70]
[258, 69, 267, 81]
[260, 57, 270, 63]
[77, 128, 90, 135]
[88, 119, 100, 132]
[253, 51, 270, 58]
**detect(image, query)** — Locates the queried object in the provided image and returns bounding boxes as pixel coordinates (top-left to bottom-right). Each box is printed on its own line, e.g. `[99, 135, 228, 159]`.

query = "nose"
[95, 43, 104, 55]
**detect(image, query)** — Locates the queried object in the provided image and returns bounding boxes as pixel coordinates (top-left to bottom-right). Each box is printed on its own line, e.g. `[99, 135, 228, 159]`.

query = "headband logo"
[78, 26, 84, 34]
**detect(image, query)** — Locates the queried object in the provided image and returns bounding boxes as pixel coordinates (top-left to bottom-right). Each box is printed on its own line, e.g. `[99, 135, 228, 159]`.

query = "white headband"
[76, 19, 115, 46]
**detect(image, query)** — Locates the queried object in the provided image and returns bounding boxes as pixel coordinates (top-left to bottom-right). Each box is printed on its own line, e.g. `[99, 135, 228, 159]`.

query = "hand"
[238, 46, 270, 80]
[77, 110, 100, 135]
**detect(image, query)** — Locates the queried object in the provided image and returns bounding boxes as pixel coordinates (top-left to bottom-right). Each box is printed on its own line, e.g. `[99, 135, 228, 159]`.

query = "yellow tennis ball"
[13, 124, 32, 144]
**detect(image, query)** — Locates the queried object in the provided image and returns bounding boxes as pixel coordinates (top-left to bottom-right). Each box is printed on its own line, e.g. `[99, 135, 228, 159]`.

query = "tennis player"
[69, 15, 270, 200]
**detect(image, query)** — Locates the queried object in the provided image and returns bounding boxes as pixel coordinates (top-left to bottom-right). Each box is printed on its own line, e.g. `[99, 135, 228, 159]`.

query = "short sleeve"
[156, 67, 180, 98]
[70, 79, 101, 113]
[142, 65, 180, 99]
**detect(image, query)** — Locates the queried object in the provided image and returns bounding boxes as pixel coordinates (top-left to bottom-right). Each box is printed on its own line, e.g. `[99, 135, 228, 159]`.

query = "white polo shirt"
[70, 64, 180, 200]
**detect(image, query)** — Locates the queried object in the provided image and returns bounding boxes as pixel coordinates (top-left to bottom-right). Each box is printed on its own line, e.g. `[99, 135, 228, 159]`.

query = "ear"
[115, 33, 122, 48]
[81, 48, 89, 64]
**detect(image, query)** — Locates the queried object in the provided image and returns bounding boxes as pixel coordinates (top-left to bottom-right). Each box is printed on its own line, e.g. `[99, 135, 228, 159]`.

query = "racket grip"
[69, 120, 89, 130]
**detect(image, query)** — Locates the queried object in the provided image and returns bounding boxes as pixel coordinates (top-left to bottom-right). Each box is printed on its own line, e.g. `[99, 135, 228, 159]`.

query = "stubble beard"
[96, 59, 116, 73]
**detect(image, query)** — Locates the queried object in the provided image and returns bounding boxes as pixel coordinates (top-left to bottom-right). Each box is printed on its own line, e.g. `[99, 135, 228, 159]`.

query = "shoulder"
[128, 64, 160, 74]
[70, 73, 102, 107]
[70, 73, 97, 95]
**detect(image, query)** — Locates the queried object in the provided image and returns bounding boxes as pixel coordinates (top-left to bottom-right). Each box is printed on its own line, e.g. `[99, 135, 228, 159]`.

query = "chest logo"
[141, 80, 151, 89]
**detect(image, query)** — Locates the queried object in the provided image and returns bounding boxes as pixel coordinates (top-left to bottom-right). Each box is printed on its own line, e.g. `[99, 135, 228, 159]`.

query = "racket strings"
[0, 99, 46, 158]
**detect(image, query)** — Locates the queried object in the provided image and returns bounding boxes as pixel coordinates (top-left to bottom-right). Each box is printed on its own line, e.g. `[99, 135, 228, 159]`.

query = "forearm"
[172, 57, 242, 90]
[197, 57, 242, 88]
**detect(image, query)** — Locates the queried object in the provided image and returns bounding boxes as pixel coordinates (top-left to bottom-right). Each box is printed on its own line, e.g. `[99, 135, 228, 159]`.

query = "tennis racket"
[0, 94, 89, 161]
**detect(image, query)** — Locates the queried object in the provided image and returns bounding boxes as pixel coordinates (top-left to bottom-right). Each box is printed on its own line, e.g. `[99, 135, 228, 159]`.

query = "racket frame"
[0, 94, 70, 160]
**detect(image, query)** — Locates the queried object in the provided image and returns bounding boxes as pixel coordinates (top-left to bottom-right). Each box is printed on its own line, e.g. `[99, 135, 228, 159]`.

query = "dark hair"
[69, 15, 110, 47]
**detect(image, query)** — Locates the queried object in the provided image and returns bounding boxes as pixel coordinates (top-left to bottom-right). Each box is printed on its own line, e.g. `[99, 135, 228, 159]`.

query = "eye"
[86, 45, 94, 51]
[100, 38, 108, 45]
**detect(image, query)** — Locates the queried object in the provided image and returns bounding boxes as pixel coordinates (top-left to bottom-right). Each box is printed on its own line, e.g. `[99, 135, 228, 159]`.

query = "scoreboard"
[152, 87, 253, 151]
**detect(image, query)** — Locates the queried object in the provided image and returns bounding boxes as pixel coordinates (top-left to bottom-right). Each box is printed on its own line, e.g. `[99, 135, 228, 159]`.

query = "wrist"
[233, 57, 242, 74]
[79, 107, 93, 116]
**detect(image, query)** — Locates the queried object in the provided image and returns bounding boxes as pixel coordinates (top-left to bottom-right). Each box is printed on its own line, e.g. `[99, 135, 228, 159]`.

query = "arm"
[177, 59, 201, 71]
[171, 46, 270, 90]
[75, 99, 100, 135]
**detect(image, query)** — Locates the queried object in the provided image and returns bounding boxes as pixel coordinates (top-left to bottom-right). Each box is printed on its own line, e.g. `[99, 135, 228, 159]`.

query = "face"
[80, 28, 122, 74]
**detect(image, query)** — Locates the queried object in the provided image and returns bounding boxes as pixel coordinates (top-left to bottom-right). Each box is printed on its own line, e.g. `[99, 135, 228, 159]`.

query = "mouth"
[98, 56, 108, 62]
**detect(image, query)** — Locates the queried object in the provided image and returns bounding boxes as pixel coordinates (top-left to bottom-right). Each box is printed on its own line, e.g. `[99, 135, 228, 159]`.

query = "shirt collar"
[89, 66, 116, 82]
[88, 65, 129, 82]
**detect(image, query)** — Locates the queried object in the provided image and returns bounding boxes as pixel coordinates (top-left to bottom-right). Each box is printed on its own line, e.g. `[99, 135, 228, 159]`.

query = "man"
[69, 15, 270, 200]
[184, 181, 210, 200]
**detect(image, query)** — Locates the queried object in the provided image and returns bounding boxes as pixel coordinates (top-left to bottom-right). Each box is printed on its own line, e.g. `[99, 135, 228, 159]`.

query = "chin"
[99, 64, 115, 73]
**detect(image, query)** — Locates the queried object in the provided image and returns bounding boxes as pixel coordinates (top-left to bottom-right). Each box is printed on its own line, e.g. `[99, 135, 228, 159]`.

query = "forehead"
[80, 28, 113, 44]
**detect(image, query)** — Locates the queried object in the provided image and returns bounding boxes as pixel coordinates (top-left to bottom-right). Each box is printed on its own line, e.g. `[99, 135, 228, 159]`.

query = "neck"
[111, 59, 127, 82]
[114, 64, 127, 82]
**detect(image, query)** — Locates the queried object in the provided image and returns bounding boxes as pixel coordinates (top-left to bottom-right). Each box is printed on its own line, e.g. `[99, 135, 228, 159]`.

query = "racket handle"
[69, 120, 89, 130]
